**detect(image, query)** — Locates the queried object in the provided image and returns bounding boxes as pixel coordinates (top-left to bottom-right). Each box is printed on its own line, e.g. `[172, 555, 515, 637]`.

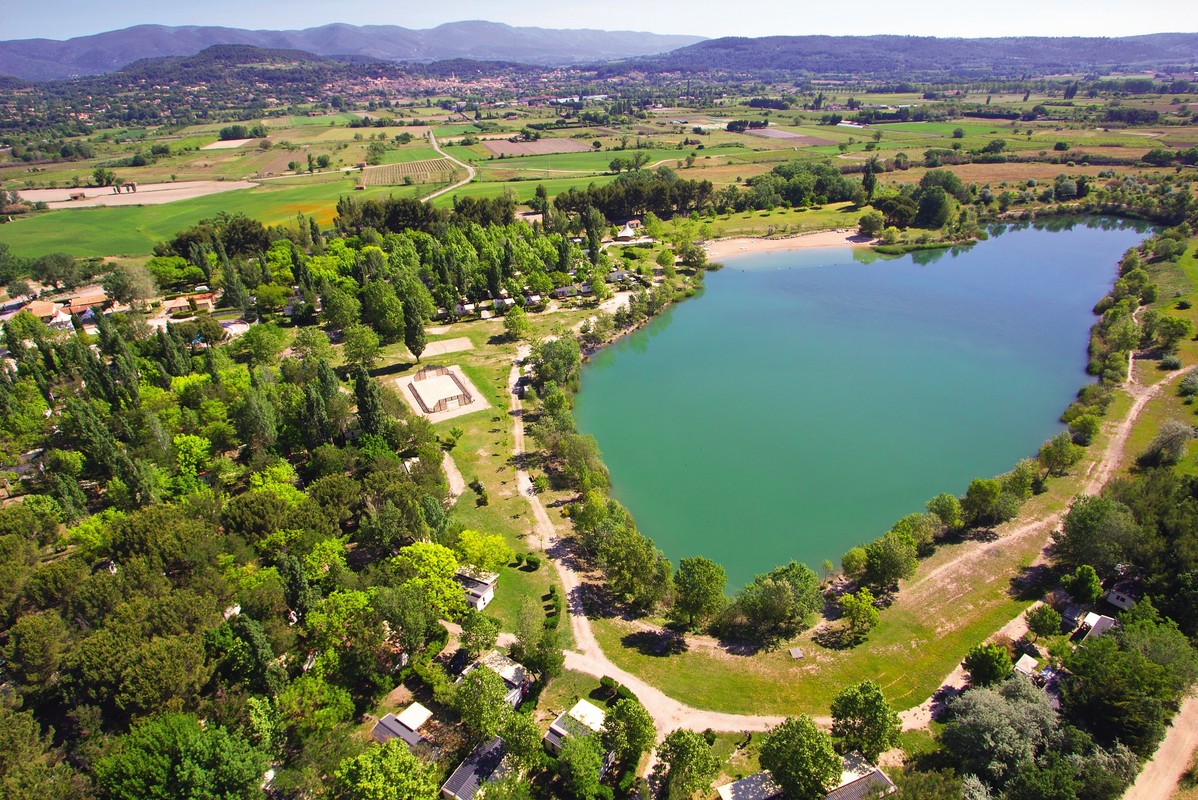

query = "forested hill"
[0, 21, 704, 81]
[597, 33, 1198, 79]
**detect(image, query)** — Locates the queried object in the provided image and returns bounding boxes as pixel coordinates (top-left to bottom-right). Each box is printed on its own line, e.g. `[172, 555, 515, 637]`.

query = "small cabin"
[544, 699, 607, 755]
[456, 568, 499, 611]
[458, 651, 531, 708]
[1104, 581, 1141, 612]
[371, 702, 433, 750]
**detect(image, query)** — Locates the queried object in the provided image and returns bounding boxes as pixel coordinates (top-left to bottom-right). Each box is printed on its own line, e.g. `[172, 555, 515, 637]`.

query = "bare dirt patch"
[420, 337, 474, 358]
[201, 138, 254, 150]
[483, 139, 593, 157]
[744, 128, 836, 146]
[29, 181, 258, 209]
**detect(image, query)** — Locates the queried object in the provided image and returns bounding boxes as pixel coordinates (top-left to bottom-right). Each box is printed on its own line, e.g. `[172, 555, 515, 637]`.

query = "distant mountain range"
[0, 21, 705, 81]
[599, 33, 1198, 79]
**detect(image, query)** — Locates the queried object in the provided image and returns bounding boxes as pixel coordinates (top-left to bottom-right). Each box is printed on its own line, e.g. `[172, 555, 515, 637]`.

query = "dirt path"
[442, 452, 467, 503]
[900, 360, 1195, 730]
[501, 340, 1192, 753]
[903, 359, 1190, 611]
[1081, 362, 1192, 496]
[1124, 695, 1198, 800]
[506, 348, 788, 740]
[422, 133, 476, 202]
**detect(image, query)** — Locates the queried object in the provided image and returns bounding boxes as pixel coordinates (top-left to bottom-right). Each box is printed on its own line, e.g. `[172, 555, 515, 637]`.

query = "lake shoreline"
[703, 228, 876, 260]
[579, 219, 1150, 585]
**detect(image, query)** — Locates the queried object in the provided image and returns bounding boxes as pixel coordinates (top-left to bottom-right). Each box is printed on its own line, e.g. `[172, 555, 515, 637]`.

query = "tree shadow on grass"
[711, 631, 768, 657]
[928, 684, 963, 725]
[812, 625, 864, 651]
[621, 630, 689, 657]
[1008, 563, 1056, 600]
[371, 360, 417, 378]
[573, 580, 639, 622]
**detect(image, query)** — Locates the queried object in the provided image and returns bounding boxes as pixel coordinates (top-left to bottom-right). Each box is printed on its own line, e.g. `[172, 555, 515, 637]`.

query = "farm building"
[162, 292, 217, 315]
[64, 290, 109, 315]
[18, 299, 72, 329]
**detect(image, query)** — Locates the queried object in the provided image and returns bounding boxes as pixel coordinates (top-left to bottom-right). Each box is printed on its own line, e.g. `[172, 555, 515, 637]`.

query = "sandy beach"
[704, 229, 874, 260]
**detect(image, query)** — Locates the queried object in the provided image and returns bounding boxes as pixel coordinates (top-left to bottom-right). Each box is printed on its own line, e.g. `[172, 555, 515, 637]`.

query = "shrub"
[963, 642, 1012, 687]
[1160, 355, 1182, 371]
[524, 553, 541, 570]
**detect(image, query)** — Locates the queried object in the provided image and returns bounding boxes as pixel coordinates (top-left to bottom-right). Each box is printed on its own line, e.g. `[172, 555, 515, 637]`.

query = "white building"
[455, 567, 499, 611]
[543, 699, 607, 755]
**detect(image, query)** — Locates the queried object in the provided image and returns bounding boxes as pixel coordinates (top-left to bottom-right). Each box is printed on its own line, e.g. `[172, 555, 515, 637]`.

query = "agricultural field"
[360, 159, 457, 185]
[0, 177, 422, 257]
[482, 138, 594, 157]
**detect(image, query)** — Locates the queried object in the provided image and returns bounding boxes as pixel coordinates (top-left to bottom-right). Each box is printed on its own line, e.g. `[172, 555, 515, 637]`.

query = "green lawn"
[705, 203, 860, 239]
[427, 174, 621, 209]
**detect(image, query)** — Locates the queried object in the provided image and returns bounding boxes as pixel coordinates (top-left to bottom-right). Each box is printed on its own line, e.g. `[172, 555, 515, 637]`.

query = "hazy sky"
[3, 0, 1196, 41]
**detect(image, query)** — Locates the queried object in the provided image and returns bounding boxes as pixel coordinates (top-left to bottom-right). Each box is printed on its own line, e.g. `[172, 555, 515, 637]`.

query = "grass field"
[427, 174, 621, 209]
[0, 178, 422, 257]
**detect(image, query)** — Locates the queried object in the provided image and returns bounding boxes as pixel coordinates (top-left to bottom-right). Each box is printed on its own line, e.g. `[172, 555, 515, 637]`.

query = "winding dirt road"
[506, 347, 786, 739]
[1124, 695, 1198, 800]
[503, 339, 1195, 783]
[422, 132, 476, 202]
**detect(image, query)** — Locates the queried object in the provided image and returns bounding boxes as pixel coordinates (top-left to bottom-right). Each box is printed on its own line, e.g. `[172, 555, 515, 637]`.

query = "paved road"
[422, 132, 476, 202]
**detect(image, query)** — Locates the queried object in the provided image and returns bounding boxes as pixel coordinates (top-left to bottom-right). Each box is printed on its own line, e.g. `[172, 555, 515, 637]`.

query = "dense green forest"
[2, 148, 1198, 799]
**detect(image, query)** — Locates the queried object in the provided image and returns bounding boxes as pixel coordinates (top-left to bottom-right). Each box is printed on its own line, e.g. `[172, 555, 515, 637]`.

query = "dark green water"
[574, 219, 1150, 588]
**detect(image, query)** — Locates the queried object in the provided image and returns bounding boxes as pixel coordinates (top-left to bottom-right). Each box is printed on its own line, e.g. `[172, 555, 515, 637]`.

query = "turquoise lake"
[573, 219, 1150, 588]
